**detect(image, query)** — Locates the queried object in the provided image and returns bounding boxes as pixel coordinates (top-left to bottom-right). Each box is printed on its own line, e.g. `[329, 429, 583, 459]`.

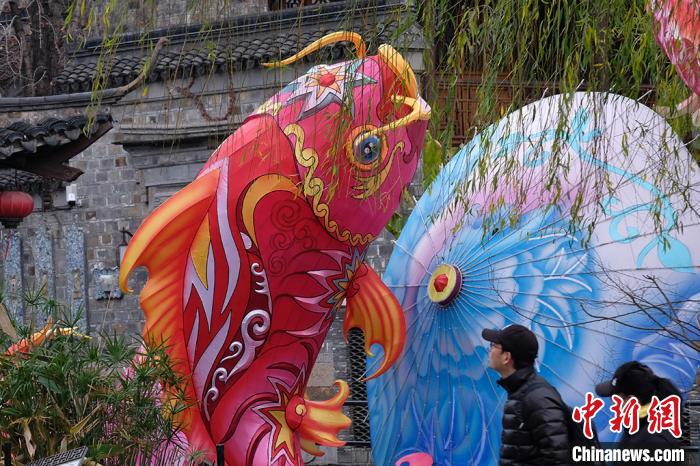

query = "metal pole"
[2, 442, 10, 466]
[216, 444, 224, 466]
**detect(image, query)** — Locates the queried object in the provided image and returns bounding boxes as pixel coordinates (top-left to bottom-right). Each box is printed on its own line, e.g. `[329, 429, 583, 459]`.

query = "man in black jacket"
[483, 324, 571, 465]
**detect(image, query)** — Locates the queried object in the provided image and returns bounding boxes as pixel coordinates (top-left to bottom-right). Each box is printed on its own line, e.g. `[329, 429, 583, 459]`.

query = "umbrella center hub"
[433, 274, 449, 292]
[428, 264, 462, 306]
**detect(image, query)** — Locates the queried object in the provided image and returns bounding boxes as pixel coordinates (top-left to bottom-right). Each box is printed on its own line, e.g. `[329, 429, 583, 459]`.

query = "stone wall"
[76, 0, 269, 39]
[0, 109, 148, 335]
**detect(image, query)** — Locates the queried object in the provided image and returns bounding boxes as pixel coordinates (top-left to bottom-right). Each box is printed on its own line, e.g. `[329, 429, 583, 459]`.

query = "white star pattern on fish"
[285, 61, 376, 119]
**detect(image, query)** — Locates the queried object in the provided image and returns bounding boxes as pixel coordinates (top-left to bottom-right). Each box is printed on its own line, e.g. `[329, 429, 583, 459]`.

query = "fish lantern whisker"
[262, 31, 367, 67]
[364, 95, 432, 137]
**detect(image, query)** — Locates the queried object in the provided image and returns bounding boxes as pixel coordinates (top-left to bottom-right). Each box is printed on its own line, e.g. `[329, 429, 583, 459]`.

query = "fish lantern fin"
[294, 380, 351, 456]
[300, 438, 324, 457]
[655, 94, 700, 124]
[344, 264, 406, 379]
[118, 168, 220, 452]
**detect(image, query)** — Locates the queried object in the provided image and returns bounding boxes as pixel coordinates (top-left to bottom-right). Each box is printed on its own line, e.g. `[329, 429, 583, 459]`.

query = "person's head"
[595, 361, 681, 405]
[482, 324, 539, 377]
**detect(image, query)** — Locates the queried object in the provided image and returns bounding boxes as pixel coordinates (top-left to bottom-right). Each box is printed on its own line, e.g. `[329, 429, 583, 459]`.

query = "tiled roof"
[54, 23, 400, 94]
[0, 113, 112, 158]
[0, 112, 112, 190]
[0, 169, 44, 191]
[53, 0, 412, 94]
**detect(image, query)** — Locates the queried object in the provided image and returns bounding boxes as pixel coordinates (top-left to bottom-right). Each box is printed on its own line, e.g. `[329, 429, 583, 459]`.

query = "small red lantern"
[0, 191, 34, 228]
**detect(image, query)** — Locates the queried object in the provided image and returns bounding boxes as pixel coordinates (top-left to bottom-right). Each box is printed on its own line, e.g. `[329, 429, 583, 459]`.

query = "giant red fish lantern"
[119, 32, 430, 464]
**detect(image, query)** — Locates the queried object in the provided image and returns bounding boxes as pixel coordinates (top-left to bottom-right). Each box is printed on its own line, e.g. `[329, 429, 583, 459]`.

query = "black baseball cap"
[595, 361, 655, 398]
[482, 324, 539, 363]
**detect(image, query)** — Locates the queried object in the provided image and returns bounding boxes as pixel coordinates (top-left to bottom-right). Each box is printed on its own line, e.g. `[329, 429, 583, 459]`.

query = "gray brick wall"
[3, 125, 148, 336]
[77, 0, 268, 38]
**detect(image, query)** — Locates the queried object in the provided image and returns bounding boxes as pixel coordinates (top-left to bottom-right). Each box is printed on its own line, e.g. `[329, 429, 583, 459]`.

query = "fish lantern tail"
[262, 31, 366, 67]
[295, 380, 352, 456]
[344, 264, 406, 380]
[118, 169, 221, 456]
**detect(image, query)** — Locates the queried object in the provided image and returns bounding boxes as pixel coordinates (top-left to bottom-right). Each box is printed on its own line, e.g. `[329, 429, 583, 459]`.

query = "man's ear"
[503, 351, 514, 367]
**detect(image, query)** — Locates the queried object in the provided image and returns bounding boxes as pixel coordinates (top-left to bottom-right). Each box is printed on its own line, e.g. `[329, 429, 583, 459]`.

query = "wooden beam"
[0, 159, 84, 181]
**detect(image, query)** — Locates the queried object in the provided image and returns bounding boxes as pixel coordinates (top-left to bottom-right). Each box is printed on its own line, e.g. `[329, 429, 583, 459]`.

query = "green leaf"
[37, 376, 62, 394]
[88, 443, 126, 460]
[422, 131, 443, 189]
[386, 212, 405, 239]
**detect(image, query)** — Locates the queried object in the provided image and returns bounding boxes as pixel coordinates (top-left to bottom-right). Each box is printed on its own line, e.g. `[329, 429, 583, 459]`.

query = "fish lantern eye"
[353, 133, 382, 166]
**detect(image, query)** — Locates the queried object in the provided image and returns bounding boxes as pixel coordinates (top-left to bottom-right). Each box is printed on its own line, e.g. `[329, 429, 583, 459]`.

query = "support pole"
[216, 444, 224, 466]
[2, 442, 10, 466]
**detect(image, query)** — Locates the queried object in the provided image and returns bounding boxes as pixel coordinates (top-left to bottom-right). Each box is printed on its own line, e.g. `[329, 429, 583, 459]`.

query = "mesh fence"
[343, 328, 371, 446]
[682, 400, 699, 448]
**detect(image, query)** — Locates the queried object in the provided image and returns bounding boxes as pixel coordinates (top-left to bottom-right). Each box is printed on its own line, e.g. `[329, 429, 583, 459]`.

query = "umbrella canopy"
[367, 92, 700, 466]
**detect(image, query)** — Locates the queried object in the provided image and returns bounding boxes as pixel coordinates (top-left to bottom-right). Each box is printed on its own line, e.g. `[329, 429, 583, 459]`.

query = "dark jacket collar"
[497, 366, 536, 394]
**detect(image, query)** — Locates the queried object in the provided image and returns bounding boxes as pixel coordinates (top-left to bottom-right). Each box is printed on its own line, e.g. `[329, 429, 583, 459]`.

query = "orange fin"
[295, 380, 351, 456]
[300, 438, 324, 457]
[118, 168, 219, 347]
[5, 320, 52, 355]
[344, 264, 406, 380]
[5, 320, 89, 356]
[119, 169, 219, 294]
[118, 168, 220, 454]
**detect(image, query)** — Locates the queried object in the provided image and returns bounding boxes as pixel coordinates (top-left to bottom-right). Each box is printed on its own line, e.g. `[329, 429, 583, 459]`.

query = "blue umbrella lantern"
[367, 93, 700, 466]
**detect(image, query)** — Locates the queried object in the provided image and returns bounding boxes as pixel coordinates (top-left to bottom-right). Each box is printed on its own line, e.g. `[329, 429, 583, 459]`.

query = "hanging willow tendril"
[414, 0, 698, 243]
[64, 0, 698, 240]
